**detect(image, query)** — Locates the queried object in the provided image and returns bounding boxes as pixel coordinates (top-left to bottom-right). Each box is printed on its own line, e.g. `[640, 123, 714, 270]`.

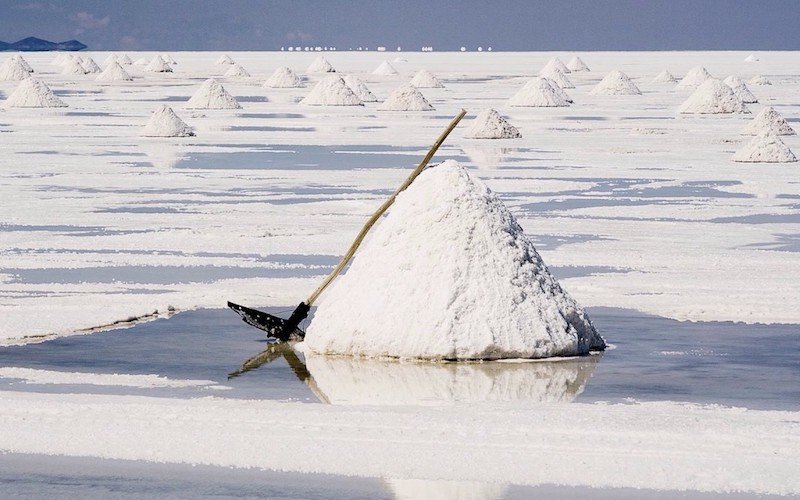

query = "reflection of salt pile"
[566, 56, 589, 72]
[539, 65, 574, 89]
[732, 134, 797, 163]
[141, 105, 195, 137]
[140, 142, 186, 169]
[378, 84, 434, 111]
[307, 55, 335, 73]
[723, 75, 757, 103]
[305, 161, 605, 360]
[678, 79, 749, 114]
[216, 54, 235, 65]
[0, 57, 32, 81]
[81, 56, 102, 73]
[224, 63, 250, 78]
[508, 77, 570, 107]
[463, 109, 521, 139]
[590, 69, 641, 95]
[653, 69, 676, 83]
[145, 55, 173, 73]
[385, 480, 506, 500]
[300, 75, 363, 106]
[372, 60, 398, 75]
[343, 74, 377, 102]
[61, 57, 88, 75]
[186, 78, 242, 109]
[410, 69, 444, 88]
[676, 66, 712, 88]
[4, 78, 67, 108]
[749, 74, 771, 86]
[264, 66, 303, 88]
[462, 145, 512, 169]
[96, 62, 133, 82]
[742, 107, 795, 136]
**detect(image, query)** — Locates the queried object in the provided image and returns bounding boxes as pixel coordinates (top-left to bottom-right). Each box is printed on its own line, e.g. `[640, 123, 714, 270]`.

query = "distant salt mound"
[51, 53, 68, 66]
[145, 56, 173, 73]
[508, 77, 570, 107]
[307, 55, 335, 73]
[676, 66, 712, 88]
[744, 54, 759, 62]
[96, 62, 133, 82]
[410, 69, 444, 88]
[732, 133, 796, 163]
[539, 65, 574, 89]
[118, 54, 133, 65]
[305, 160, 605, 360]
[186, 79, 242, 109]
[749, 74, 772, 86]
[61, 57, 88, 75]
[81, 56, 102, 74]
[12, 55, 33, 73]
[678, 79, 749, 114]
[723, 75, 757, 104]
[544, 56, 570, 74]
[653, 69, 677, 83]
[590, 70, 641, 95]
[141, 105, 195, 137]
[343, 74, 377, 102]
[134, 57, 149, 66]
[378, 84, 434, 111]
[4, 78, 67, 108]
[566, 56, 589, 72]
[742, 107, 795, 136]
[372, 60, 398, 76]
[464, 109, 521, 139]
[216, 54, 235, 65]
[103, 53, 118, 66]
[163, 54, 177, 65]
[224, 63, 250, 78]
[264, 66, 303, 88]
[0, 57, 32, 81]
[300, 75, 362, 106]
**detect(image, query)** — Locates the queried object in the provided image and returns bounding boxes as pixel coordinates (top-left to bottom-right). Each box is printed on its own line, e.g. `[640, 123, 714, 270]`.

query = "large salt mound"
[566, 56, 589, 72]
[372, 60, 398, 75]
[742, 107, 795, 136]
[539, 65, 574, 89]
[677, 79, 749, 114]
[307, 55, 335, 73]
[141, 105, 195, 137]
[300, 75, 362, 106]
[732, 133, 797, 163]
[186, 79, 242, 109]
[4, 78, 67, 108]
[724, 76, 757, 103]
[410, 69, 444, 88]
[81, 57, 102, 73]
[145, 56, 173, 73]
[61, 58, 87, 75]
[264, 66, 303, 88]
[463, 109, 521, 139]
[305, 160, 605, 360]
[0, 57, 31, 81]
[343, 74, 377, 102]
[224, 63, 250, 78]
[377, 84, 434, 111]
[216, 54, 235, 65]
[507, 77, 570, 107]
[653, 69, 676, 83]
[749, 74, 771, 86]
[589, 69, 641, 95]
[676, 66, 712, 88]
[544, 56, 570, 74]
[96, 62, 133, 82]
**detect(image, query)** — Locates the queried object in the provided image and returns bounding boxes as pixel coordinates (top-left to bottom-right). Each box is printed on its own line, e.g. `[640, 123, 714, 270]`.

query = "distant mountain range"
[0, 37, 86, 52]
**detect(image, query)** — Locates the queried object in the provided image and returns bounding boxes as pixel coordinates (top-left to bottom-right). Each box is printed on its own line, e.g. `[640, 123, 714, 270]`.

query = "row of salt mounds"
[186, 79, 241, 109]
[723, 75, 757, 103]
[4, 78, 67, 108]
[652, 69, 676, 83]
[216, 54, 235, 65]
[301, 75, 362, 106]
[742, 107, 795, 136]
[0, 57, 32, 81]
[103, 53, 133, 66]
[676, 66, 712, 88]
[566, 56, 589, 72]
[96, 62, 133, 82]
[545, 56, 570, 73]
[463, 109, 521, 139]
[224, 63, 250, 78]
[373, 60, 398, 76]
[141, 105, 195, 137]
[589, 70, 641, 95]
[307, 55, 335, 73]
[145, 55, 173, 73]
[539, 64, 574, 89]
[677, 79, 749, 114]
[378, 84, 434, 111]
[733, 133, 796, 163]
[264, 66, 303, 88]
[507, 77, 570, 107]
[305, 160, 606, 360]
[343, 75, 377, 102]
[750, 74, 771, 85]
[410, 69, 444, 88]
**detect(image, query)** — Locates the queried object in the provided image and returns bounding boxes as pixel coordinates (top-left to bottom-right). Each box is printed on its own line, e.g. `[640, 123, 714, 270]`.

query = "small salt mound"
[216, 54, 235, 65]
[463, 109, 521, 139]
[307, 55, 335, 73]
[410, 69, 444, 88]
[377, 84, 434, 111]
[61, 57, 88, 75]
[678, 79, 749, 114]
[141, 105, 195, 137]
[653, 69, 677, 83]
[749, 74, 771, 86]
[732, 133, 797, 163]
[96, 62, 133, 82]
[372, 60, 398, 75]
[539, 65, 574, 89]
[118, 54, 133, 65]
[676, 66, 712, 88]
[0, 57, 32, 81]
[163, 54, 177, 64]
[723, 75, 757, 103]
[744, 54, 759, 62]
[263, 66, 303, 88]
[305, 160, 605, 360]
[134, 57, 149, 66]
[589, 69, 641, 95]
[51, 53, 67, 66]
[300, 75, 363, 106]
[566, 56, 589, 72]
[81, 56, 102, 73]
[4, 78, 67, 108]
[145, 56, 173, 73]
[507, 77, 570, 107]
[343, 74, 377, 102]
[12, 55, 33, 73]
[393, 57, 407, 63]
[186, 78, 242, 109]
[742, 107, 795, 136]
[102, 53, 118, 66]
[224, 63, 250, 78]
[544, 56, 570, 74]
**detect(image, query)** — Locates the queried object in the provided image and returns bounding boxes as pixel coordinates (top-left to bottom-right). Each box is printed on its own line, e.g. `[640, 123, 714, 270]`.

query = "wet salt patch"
[237, 113, 305, 119]
[711, 213, 800, 224]
[225, 125, 315, 132]
[744, 233, 800, 252]
[0, 367, 227, 390]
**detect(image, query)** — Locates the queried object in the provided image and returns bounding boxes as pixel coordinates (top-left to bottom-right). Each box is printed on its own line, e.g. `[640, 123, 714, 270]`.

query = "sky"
[1, 0, 799, 51]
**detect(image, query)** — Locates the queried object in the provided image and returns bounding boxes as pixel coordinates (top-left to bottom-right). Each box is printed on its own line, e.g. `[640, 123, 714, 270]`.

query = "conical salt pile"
[224, 63, 250, 78]
[372, 60, 398, 75]
[544, 77, 574, 102]
[410, 69, 444, 88]
[96, 62, 133, 82]
[744, 54, 759, 62]
[544, 56, 570, 74]
[732, 133, 797, 163]
[145, 56, 173, 73]
[463, 109, 521, 139]
[678, 79, 749, 114]
[307, 55, 335, 73]
[343, 74, 378, 102]
[566, 56, 589, 72]
[508, 77, 570, 107]
[216, 54, 235, 65]
[749, 74, 771, 86]
[4, 78, 67, 108]
[186, 78, 242, 109]
[305, 160, 605, 360]
[11, 55, 33, 73]
[742, 107, 795, 136]
[0, 57, 32, 81]
[676, 66, 712, 88]
[539, 65, 574, 89]
[163, 54, 177, 64]
[81, 56, 102, 73]
[103, 53, 118, 66]
[378, 84, 434, 111]
[141, 105, 195, 137]
[723, 75, 757, 104]
[118, 54, 133, 65]
[264, 66, 303, 88]
[51, 53, 67, 66]
[590, 69, 641, 95]
[300, 75, 363, 106]
[134, 57, 149, 66]
[653, 69, 676, 83]
[61, 57, 88, 75]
